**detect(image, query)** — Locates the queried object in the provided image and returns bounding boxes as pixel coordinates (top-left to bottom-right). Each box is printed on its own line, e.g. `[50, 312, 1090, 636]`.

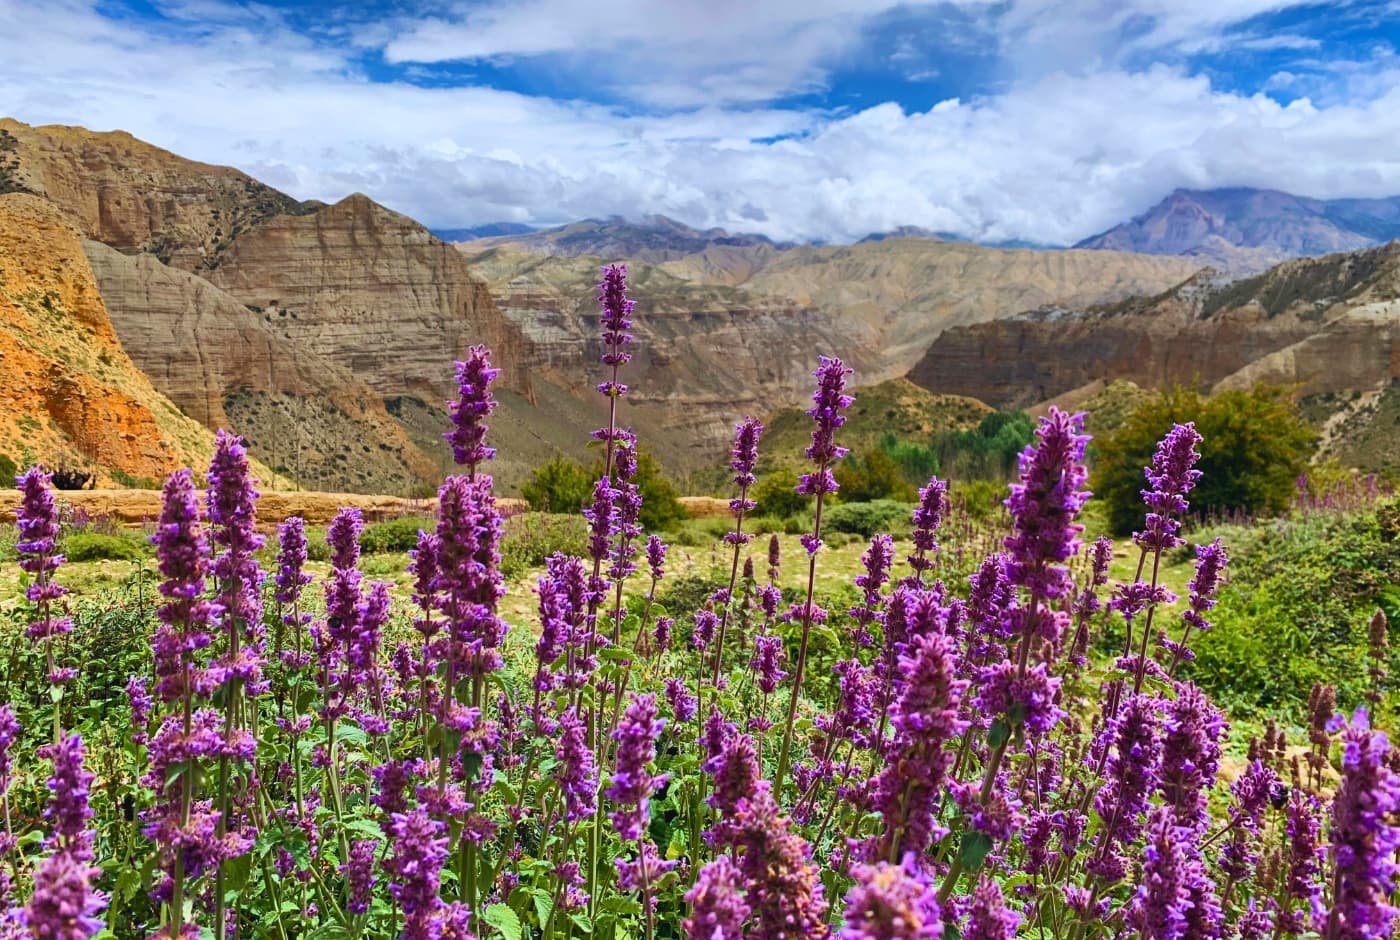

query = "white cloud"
[0, 0, 1398, 245]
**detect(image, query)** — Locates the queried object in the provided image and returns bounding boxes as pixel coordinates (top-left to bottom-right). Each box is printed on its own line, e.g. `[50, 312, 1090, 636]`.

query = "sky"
[1, 0, 1399, 244]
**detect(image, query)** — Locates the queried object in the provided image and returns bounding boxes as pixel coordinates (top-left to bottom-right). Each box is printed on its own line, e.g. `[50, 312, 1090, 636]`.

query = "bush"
[627, 450, 686, 532]
[500, 513, 589, 579]
[1092, 386, 1315, 535]
[0, 453, 15, 484]
[360, 516, 434, 554]
[753, 468, 809, 519]
[822, 500, 913, 537]
[521, 455, 593, 514]
[933, 410, 1035, 481]
[62, 531, 151, 562]
[833, 449, 918, 502]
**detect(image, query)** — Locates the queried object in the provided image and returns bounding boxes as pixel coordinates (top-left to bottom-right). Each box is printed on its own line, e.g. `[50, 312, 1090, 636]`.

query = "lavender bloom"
[840, 855, 941, 940]
[606, 693, 668, 841]
[1327, 708, 1400, 940]
[849, 534, 894, 646]
[1087, 693, 1163, 883]
[1003, 407, 1091, 619]
[907, 476, 948, 583]
[274, 517, 312, 607]
[706, 733, 761, 822]
[872, 630, 969, 859]
[207, 430, 266, 692]
[751, 634, 788, 695]
[664, 677, 698, 723]
[1219, 760, 1280, 880]
[796, 356, 855, 505]
[40, 735, 95, 860]
[342, 839, 378, 915]
[685, 856, 750, 940]
[150, 469, 217, 703]
[646, 535, 667, 584]
[385, 809, 449, 940]
[726, 416, 764, 538]
[23, 851, 105, 940]
[435, 475, 507, 682]
[445, 344, 500, 470]
[1278, 789, 1326, 935]
[1158, 682, 1225, 827]
[15, 467, 73, 683]
[972, 661, 1063, 736]
[327, 507, 363, 571]
[963, 876, 1019, 940]
[692, 608, 718, 653]
[0, 705, 20, 794]
[598, 263, 635, 373]
[767, 534, 781, 582]
[723, 783, 829, 940]
[1173, 540, 1228, 664]
[615, 842, 679, 914]
[553, 708, 597, 823]
[1135, 422, 1202, 553]
[1129, 807, 1191, 940]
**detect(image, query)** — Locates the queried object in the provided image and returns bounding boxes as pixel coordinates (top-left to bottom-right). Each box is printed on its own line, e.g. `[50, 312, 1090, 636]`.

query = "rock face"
[0, 193, 238, 481]
[1076, 188, 1400, 270]
[908, 243, 1400, 411]
[464, 214, 784, 262]
[0, 118, 316, 269]
[207, 194, 531, 404]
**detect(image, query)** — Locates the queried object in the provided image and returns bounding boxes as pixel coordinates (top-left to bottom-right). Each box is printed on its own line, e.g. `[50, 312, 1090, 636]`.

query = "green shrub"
[521, 455, 593, 514]
[782, 516, 808, 535]
[833, 449, 918, 502]
[1183, 503, 1400, 720]
[753, 468, 809, 519]
[500, 513, 589, 579]
[0, 453, 16, 484]
[360, 516, 434, 554]
[626, 451, 686, 532]
[932, 410, 1035, 481]
[63, 531, 151, 562]
[822, 500, 913, 537]
[953, 479, 1007, 522]
[1093, 386, 1315, 535]
[110, 468, 162, 490]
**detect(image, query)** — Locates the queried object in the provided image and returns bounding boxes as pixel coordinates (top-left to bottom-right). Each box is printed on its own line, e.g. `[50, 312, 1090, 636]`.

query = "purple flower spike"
[1135, 422, 1202, 553]
[1327, 708, 1400, 940]
[15, 467, 74, 671]
[342, 839, 377, 915]
[796, 356, 855, 501]
[907, 476, 948, 582]
[841, 855, 941, 939]
[1129, 807, 1191, 940]
[684, 856, 750, 940]
[597, 263, 635, 394]
[1003, 407, 1091, 611]
[606, 693, 668, 841]
[445, 344, 500, 470]
[963, 875, 1019, 940]
[554, 707, 597, 824]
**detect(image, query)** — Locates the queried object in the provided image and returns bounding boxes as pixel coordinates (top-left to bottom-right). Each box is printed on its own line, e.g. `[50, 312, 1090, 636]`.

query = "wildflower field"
[0, 264, 1396, 940]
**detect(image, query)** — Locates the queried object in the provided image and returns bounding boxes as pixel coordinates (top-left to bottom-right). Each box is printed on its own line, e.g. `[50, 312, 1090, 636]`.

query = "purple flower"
[907, 477, 948, 582]
[972, 661, 1063, 736]
[796, 357, 854, 499]
[1003, 407, 1091, 615]
[840, 855, 941, 939]
[1278, 789, 1326, 935]
[1327, 708, 1400, 940]
[274, 517, 312, 606]
[664, 677, 697, 723]
[963, 875, 1018, 940]
[606, 693, 668, 841]
[39, 734, 95, 861]
[342, 839, 378, 915]
[692, 608, 718, 653]
[706, 732, 761, 822]
[554, 707, 597, 823]
[1179, 539, 1228, 650]
[15, 467, 73, 678]
[23, 851, 105, 940]
[872, 630, 969, 859]
[150, 469, 217, 703]
[1135, 423, 1202, 553]
[722, 783, 829, 940]
[849, 535, 894, 645]
[208, 431, 266, 701]
[0, 705, 20, 793]
[445, 344, 500, 470]
[1158, 682, 1225, 826]
[598, 263, 635, 375]
[751, 633, 787, 695]
[615, 841, 679, 914]
[385, 809, 449, 940]
[434, 475, 507, 682]
[646, 535, 667, 583]
[685, 856, 750, 940]
[1129, 807, 1191, 940]
[727, 416, 764, 529]
[1087, 693, 1162, 883]
[1220, 760, 1280, 880]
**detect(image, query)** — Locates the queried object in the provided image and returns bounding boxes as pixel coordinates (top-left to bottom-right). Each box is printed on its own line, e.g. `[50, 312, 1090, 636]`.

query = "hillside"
[909, 242, 1400, 469]
[0, 192, 264, 484]
[1077, 187, 1400, 270]
[462, 215, 784, 262]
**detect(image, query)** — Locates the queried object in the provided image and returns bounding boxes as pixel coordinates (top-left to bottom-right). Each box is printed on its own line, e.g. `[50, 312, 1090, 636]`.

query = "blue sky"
[2, 0, 1399, 243]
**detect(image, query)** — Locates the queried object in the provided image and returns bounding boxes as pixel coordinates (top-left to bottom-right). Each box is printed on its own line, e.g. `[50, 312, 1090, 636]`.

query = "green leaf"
[532, 889, 554, 928]
[958, 831, 995, 872]
[570, 912, 595, 934]
[987, 718, 1011, 749]
[484, 903, 523, 940]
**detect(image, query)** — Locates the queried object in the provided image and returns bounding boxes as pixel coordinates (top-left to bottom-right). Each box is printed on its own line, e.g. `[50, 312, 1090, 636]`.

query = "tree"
[834, 449, 918, 502]
[752, 468, 810, 519]
[521, 455, 594, 514]
[1092, 386, 1316, 535]
[627, 450, 686, 532]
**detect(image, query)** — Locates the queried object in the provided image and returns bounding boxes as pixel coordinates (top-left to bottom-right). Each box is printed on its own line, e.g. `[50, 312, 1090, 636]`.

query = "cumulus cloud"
[1, 0, 1398, 244]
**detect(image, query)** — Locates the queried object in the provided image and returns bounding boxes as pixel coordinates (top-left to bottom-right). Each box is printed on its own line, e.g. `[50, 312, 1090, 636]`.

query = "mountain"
[0, 192, 266, 484]
[433, 222, 536, 241]
[466, 215, 784, 262]
[907, 242, 1400, 470]
[1076, 187, 1400, 270]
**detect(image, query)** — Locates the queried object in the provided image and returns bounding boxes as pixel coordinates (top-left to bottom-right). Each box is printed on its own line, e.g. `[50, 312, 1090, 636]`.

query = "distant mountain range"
[1076, 188, 1400, 270]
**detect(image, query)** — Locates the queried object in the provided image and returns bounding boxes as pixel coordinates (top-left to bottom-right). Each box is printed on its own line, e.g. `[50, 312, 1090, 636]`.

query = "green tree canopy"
[1092, 386, 1316, 535]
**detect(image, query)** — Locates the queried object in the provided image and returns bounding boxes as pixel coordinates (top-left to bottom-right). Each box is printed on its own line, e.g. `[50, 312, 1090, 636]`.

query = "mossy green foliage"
[1185, 502, 1400, 721]
[359, 515, 435, 554]
[62, 530, 152, 563]
[823, 499, 914, 538]
[833, 449, 917, 502]
[1093, 386, 1315, 535]
[522, 450, 684, 531]
[500, 512, 589, 579]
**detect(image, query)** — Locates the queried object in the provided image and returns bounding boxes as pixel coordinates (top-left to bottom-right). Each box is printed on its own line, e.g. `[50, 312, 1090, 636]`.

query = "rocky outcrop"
[207, 194, 532, 404]
[0, 193, 243, 482]
[909, 244, 1400, 411]
[0, 118, 316, 270]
